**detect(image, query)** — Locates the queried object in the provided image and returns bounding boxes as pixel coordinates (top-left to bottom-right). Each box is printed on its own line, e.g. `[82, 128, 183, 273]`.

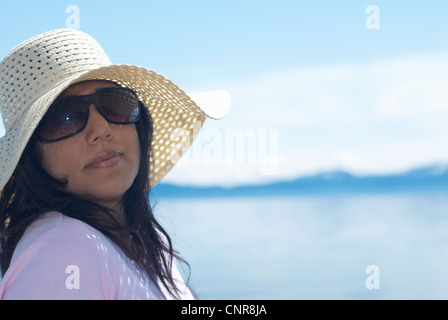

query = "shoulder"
[20, 211, 100, 241]
[13, 211, 113, 265]
[0, 212, 118, 299]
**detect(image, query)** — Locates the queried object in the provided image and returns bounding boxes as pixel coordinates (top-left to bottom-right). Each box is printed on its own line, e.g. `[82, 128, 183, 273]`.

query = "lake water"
[155, 191, 448, 300]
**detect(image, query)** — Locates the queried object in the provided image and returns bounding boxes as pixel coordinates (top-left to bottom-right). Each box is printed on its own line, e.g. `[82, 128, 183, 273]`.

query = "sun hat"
[0, 28, 230, 192]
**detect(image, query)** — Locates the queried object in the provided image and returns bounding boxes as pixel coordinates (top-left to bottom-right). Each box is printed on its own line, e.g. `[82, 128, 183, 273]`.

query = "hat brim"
[0, 64, 229, 191]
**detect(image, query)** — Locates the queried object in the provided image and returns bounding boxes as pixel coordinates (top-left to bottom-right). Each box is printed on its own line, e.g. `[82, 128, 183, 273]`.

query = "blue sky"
[1, 1, 448, 186]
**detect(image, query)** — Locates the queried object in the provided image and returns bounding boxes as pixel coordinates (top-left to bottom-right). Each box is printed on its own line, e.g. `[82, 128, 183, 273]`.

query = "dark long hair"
[0, 100, 187, 298]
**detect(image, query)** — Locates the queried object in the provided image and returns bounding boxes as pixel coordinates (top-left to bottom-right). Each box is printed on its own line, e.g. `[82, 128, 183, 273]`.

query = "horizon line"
[157, 161, 448, 189]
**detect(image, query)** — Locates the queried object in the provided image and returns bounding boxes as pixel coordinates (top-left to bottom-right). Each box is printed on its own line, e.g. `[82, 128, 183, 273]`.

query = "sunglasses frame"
[35, 87, 141, 143]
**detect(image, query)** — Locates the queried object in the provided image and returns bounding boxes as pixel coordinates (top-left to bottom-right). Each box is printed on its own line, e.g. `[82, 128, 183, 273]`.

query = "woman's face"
[38, 80, 141, 212]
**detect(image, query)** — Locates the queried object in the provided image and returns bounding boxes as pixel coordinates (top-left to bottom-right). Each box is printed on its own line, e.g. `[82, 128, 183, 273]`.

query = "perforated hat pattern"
[0, 29, 225, 191]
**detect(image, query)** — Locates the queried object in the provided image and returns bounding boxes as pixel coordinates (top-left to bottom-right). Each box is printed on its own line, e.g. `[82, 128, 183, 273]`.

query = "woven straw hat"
[0, 28, 230, 192]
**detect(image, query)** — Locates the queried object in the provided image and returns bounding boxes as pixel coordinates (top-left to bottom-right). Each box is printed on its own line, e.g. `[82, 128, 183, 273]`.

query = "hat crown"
[0, 29, 111, 131]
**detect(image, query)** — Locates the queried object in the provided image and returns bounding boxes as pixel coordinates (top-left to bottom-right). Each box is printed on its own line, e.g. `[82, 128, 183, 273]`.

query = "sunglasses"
[35, 87, 141, 143]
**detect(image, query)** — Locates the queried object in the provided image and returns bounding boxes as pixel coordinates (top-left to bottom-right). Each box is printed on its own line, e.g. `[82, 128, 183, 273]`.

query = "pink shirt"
[0, 211, 194, 300]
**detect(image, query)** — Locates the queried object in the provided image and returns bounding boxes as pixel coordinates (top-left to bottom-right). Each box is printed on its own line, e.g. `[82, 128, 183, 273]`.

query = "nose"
[84, 104, 114, 144]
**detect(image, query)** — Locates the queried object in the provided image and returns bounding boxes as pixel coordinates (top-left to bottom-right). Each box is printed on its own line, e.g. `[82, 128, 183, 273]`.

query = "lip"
[85, 151, 123, 169]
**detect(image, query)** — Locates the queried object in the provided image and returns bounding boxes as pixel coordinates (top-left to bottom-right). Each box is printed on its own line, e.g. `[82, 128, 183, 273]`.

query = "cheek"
[122, 123, 141, 159]
[39, 143, 77, 179]
[126, 127, 142, 179]
[133, 130, 142, 167]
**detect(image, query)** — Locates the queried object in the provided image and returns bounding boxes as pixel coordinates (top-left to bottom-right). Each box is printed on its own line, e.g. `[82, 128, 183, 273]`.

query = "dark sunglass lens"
[98, 88, 140, 123]
[37, 99, 87, 141]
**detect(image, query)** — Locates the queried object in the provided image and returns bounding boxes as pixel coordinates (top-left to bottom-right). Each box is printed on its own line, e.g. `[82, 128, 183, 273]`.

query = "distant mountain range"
[152, 164, 448, 198]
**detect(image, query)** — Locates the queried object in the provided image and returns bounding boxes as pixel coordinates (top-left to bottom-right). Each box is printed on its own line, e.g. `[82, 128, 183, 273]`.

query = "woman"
[0, 29, 228, 299]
